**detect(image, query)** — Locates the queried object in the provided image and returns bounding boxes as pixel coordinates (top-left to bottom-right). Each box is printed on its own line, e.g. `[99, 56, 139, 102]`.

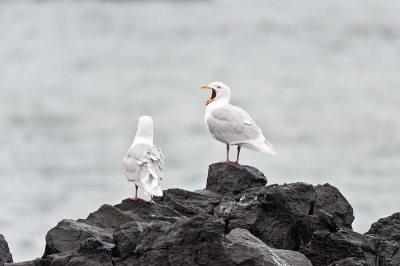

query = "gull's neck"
[206, 98, 230, 110]
[132, 130, 153, 147]
[205, 99, 230, 122]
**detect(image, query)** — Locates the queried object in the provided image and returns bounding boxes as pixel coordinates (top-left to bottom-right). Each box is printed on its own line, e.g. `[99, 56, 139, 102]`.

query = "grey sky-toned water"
[1, 0, 400, 262]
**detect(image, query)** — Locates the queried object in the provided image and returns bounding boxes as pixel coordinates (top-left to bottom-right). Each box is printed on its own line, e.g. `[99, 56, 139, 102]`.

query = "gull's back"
[122, 143, 164, 196]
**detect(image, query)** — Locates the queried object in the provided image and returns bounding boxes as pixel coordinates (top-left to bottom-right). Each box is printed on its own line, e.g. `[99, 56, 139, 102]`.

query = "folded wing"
[207, 105, 276, 154]
[206, 105, 260, 143]
[123, 144, 164, 196]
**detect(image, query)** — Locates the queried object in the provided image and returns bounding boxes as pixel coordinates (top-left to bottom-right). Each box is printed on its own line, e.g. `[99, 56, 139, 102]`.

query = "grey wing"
[122, 144, 164, 188]
[207, 105, 262, 145]
[122, 144, 150, 183]
[146, 145, 164, 188]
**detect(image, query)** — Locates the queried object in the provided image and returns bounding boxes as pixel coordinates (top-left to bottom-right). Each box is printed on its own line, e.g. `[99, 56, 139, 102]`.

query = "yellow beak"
[201, 85, 216, 106]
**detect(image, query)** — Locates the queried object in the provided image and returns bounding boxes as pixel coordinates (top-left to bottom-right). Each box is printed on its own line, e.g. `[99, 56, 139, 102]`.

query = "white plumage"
[123, 116, 164, 203]
[201, 82, 276, 163]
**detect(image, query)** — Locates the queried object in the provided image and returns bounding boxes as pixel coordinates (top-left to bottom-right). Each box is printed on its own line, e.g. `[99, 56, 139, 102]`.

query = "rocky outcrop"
[206, 164, 267, 196]
[3, 163, 400, 265]
[214, 182, 316, 250]
[314, 184, 355, 229]
[0, 235, 13, 265]
[225, 228, 312, 266]
[299, 209, 400, 266]
[39, 203, 312, 266]
[42, 200, 186, 259]
[365, 212, 400, 242]
[364, 212, 400, 265]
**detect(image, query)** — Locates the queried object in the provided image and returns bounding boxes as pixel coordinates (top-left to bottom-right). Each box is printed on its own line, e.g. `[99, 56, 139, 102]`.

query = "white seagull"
[200, 82, 276, 164]
[122, 116, 164, 204]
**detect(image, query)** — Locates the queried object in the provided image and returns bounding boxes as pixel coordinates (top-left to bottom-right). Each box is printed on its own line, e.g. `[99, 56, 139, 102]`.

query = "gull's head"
[138, 116, 153, 131]
[134, 116, 154, 145]
[200, 81, 231, 105]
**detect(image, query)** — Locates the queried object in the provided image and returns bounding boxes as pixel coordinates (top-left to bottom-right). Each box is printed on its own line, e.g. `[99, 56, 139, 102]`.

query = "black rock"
[328, 257, 368, 266]
[206, 163, 267, 196]
[300, 227, 400, 266]
[43, 219, 113, 257]
[313, 209, 342, 233]
[0, 235, 13, 264]
[43, 200, 185, 258]
[43, 203, 143, 257]
[365, 212, 400, 242]
[161, 214, 229, 265]
[299, 229, 374, 265]
[364, 212, 400, 265]
[78, 238, 115, 255]
[78, 204, 141, 231]
[41, 238, 114, 266]
[299, 206, 400, 265]
[114, 199, 185, 224]
[224, 228, 312, 266]
[214, 182, 316, 250]
[114, 214, 234, 266]
[113, 220, 173, 260]
[113, 214, 312, 266]
[154, 188, 222, 217]
[314, 184, 355, 229]
[6, 163, 400, 266]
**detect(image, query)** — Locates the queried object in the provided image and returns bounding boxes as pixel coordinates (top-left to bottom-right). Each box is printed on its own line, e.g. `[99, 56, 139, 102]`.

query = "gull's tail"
[239, 135, 277, 155]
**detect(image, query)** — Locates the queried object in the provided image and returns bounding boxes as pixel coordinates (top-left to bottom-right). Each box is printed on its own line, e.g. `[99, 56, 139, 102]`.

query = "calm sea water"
[1, 0, 400, 262]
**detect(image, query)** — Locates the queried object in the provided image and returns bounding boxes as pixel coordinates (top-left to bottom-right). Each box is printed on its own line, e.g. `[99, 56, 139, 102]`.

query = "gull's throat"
[205, 89, 216, 105]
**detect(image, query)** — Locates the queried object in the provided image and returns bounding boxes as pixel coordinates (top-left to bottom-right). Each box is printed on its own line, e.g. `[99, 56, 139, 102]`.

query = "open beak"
[200, 85, 216, 105]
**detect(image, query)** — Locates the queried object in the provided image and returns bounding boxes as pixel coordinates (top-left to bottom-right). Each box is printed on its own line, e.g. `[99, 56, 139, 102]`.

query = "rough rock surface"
[300, 228, 375, 265]
[364, 212, 400, 265]
[328, 257, 368, 266]
[365, 212, 400, 242]
[214, 182, 316, 250]
[225, 228, 312, 266]
[314, 184, 355, 229]
[43, 200, 185, 257]
[300, 210, 400, 266]
[154, 188, 222, 217]
[4, 163, 400, 266]
[206, 163, 267, 196]
[0, 235, 13, 265]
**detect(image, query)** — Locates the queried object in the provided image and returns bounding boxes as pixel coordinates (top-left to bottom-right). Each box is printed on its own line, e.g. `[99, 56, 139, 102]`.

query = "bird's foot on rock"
[127, 197, 139, 201]
[215, 160, 238, 164]
[142, 199, 156, 204]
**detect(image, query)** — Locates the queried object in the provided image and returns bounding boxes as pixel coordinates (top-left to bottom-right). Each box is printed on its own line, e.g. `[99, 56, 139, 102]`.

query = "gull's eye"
[217, 86, 220, 89]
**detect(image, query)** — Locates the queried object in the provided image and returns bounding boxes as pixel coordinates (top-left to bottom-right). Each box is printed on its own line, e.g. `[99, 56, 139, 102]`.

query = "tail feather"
[238, 135, 277, 155]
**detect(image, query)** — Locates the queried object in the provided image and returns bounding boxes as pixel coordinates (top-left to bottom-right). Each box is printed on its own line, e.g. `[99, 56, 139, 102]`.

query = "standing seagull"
[200, 82, 276, 164]
[123, 116, 164, 204]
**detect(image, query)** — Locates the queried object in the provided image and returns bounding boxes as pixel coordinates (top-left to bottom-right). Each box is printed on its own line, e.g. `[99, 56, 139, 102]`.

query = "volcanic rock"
[154, 188, 222, 217]
[214, 182, 316, 250]
[224, 228, 312, 266]
[4, 163, 400, 266]
[206, 163, 267, 196]
[314, 184, 355, 229]
[0, 235, 13, 265]
[365, 212, 400, 242]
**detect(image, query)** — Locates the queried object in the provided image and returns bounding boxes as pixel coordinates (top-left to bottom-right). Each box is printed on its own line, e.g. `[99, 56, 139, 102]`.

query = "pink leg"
[233, 146, 241, 164]
[143, 195, 156, 204]
[127, 185, 139, 201]
[216, 144, 231, 164]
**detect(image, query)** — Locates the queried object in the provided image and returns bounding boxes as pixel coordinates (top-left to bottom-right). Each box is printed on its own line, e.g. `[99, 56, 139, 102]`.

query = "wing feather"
[139, 166, 150, 183]
[122, 143, 164, 195]
[207, 105, 262, 145]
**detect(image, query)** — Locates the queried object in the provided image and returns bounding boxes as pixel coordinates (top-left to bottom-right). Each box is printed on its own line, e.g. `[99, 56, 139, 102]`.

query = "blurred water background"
[0, 0, 400, 262]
